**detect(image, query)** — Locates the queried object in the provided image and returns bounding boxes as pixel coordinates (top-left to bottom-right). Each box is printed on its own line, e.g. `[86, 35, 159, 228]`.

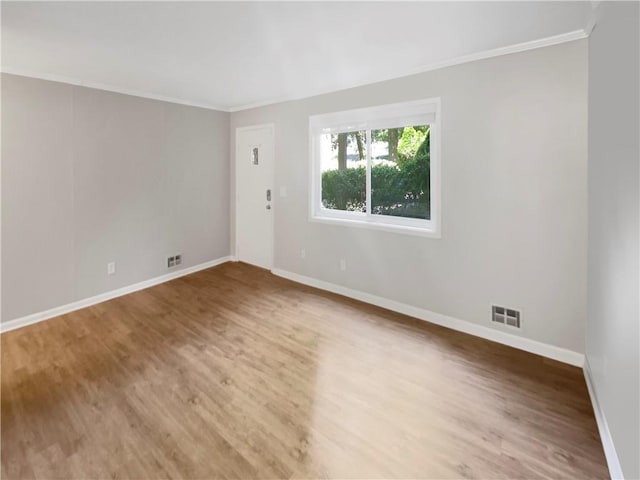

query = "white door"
[236, 124, 274, 269]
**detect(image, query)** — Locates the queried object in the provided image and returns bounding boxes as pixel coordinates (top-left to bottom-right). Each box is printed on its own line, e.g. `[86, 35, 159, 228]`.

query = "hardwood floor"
[2, 262, 608, 479]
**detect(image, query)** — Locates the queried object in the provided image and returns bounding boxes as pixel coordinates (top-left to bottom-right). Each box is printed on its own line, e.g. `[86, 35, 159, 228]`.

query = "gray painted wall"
[230, 40, 588, 354]
[3, 20, 636, 476]
[1, 73, 230, 322]
[587, 3, 640, 479]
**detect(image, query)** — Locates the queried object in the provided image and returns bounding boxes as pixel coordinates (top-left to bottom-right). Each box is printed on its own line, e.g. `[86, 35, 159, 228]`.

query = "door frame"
[235, 123, 276, 270]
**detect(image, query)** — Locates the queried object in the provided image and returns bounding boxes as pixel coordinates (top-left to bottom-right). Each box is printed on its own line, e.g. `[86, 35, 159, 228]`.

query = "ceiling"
[1, 1, 593, 112]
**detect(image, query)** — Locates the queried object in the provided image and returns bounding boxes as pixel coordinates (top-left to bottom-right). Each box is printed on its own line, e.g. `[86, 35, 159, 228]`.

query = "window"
[309, 98, 441, 237]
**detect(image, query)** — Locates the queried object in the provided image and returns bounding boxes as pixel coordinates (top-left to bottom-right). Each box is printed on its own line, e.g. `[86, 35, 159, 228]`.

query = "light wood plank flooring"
[1, 262, 608, 479]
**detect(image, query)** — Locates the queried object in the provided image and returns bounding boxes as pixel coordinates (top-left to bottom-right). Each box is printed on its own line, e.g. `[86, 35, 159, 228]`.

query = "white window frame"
[309, 98, 441, 238]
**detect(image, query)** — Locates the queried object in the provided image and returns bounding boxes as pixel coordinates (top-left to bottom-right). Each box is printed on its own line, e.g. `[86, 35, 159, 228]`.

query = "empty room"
[1, 1, 639, 479]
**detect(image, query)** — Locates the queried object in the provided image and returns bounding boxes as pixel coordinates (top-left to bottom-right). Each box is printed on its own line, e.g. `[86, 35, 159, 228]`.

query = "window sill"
[309, 214, 441, 238]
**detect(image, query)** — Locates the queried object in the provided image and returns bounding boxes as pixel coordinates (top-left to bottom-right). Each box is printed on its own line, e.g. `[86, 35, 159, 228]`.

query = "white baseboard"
[272, 268, 585, 367]
[0, 256, 233, 334]
[3, 260, 585, 366]
[584, 359, 624, 479]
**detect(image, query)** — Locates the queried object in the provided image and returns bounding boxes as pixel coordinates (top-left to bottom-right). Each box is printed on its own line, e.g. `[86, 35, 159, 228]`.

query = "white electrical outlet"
[301, 249, 306, 259]
[339, 259, 347, 271]
[107, 262, 116, 275]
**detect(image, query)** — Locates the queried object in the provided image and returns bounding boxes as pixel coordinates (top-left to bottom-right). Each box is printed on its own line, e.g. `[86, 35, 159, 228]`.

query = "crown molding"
[229, 28, 589, 112]
[585, 1, 602, 36]
[2, 28, 590, 114]
[0, 67, 231, 112]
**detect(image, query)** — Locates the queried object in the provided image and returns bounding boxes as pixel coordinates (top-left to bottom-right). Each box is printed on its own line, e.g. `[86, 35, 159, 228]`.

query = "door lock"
[266, 189, 271, 201]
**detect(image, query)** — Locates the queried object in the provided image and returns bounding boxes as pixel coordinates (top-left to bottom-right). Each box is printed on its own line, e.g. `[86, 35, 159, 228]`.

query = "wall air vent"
[492, 305, 521, 329]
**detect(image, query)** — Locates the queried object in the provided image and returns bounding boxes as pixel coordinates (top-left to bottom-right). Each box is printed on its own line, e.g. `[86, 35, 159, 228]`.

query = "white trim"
[235, 123, 276, 269]
[0, 256, 233, 334]
[583, 359, 625, 480]
[229, 29, 589, 112]
[3, 30, 589, 114]
[309, 98, 438, 133]
[309, 215, 441, 238]
[585, 1, 601, 37]
[309, 98, 441, 238]
[271, 268, 585, 367]
[365, 129, 372, 216]
[1, 68, 229, 112]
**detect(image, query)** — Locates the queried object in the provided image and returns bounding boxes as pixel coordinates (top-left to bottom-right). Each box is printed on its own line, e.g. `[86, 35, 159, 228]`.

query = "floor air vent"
[492, 305, 521, 329]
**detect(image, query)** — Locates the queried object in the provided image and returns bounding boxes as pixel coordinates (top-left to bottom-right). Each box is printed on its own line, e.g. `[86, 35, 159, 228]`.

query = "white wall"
[231, 40, 588, 354]
[1, 73, 231, 322]
[586, 2, 640, 479]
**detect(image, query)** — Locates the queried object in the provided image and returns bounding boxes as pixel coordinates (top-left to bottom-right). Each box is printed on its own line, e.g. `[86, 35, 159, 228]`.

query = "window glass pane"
[371, 125, 430, 220]
[320, 130, 367, 212]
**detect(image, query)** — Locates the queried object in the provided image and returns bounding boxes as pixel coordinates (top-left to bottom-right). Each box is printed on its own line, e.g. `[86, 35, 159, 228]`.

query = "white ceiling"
[1, 1, 593, 111]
